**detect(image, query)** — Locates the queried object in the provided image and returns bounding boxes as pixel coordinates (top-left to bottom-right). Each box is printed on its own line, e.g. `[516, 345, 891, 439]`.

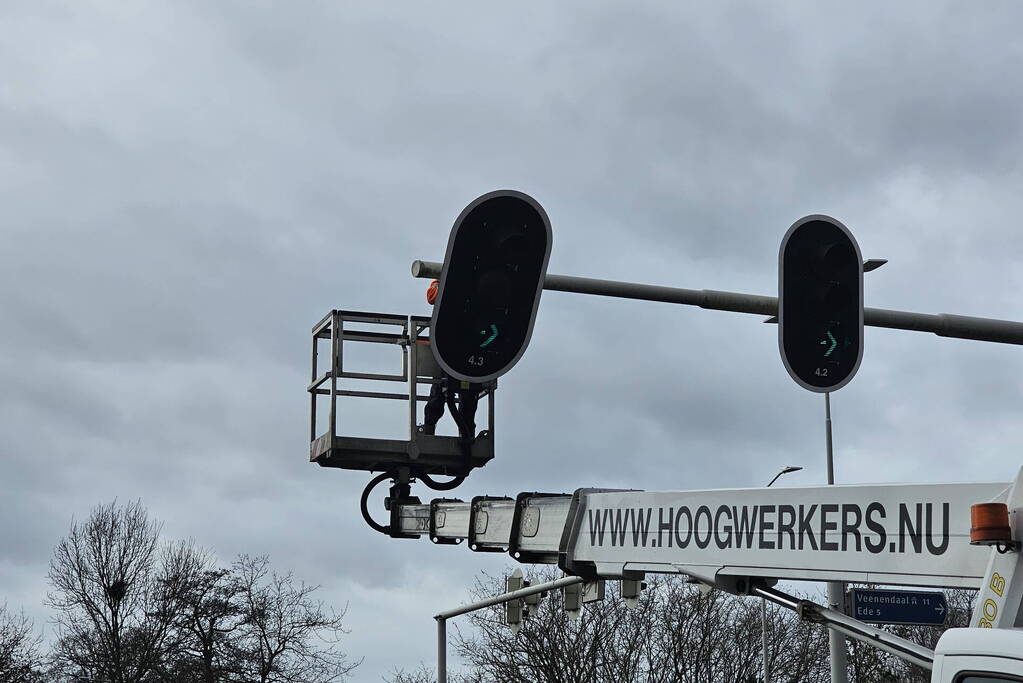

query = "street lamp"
[763, 465, 803, 683]
[766, 465, 803, 488]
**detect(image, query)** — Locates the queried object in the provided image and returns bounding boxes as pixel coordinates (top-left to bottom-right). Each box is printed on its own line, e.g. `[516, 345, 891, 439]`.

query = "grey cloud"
[4, 2, 1023, 679]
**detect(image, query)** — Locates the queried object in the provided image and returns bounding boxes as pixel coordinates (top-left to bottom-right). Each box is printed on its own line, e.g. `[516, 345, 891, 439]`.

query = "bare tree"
[632, 579, 829, 683]
[153, 544, 245, 683]
[387, 664, 454, 683]
[232, 554, 359, 683]
[46, 501, 200, 683]
[157, 552, 362, 683]
[0, 603, 43, 682]
[44, 500, 361, 682]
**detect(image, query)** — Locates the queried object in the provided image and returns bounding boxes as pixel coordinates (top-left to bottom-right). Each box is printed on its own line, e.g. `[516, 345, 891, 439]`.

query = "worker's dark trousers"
[421, 378, 478, 437]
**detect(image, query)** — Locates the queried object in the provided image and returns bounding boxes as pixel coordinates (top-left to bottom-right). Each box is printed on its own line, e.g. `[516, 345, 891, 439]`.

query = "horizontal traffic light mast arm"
[412, 260, 1023, 346]
[413, 259, 773, 314]
[434, 575, 583, 621]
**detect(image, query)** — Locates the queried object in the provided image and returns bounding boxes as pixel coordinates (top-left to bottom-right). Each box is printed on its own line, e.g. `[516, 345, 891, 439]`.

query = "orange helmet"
[426, 279, 440, 305]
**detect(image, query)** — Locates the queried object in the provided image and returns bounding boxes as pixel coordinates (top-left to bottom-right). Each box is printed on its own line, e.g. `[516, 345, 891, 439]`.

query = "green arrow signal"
[479, 324, 498, 348]
[821, 330, 838, 357]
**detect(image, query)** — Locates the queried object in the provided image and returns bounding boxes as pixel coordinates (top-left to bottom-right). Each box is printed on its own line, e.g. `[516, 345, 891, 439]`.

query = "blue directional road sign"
[848, 588, 948, 626]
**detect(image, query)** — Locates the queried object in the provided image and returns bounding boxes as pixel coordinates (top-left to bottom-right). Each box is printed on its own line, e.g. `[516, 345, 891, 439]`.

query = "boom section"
[398, 481, 1010, 588]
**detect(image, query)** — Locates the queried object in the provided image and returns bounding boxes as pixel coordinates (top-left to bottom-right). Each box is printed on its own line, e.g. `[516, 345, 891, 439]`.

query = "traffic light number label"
[467, 355, 486, 367]
[815, 367, 829, 377]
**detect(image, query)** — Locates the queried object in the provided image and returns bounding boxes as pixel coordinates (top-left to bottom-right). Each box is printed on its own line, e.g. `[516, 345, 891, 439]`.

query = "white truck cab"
[931, 628, 1023, 682]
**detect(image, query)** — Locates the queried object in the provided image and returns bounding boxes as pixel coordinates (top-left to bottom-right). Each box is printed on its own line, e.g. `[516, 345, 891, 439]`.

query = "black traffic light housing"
[431, 190, 552, 383]
[779, 215, 864, 392]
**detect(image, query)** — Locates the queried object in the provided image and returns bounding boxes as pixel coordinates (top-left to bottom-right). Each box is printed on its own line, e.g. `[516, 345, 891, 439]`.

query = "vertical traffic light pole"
[778, 215, 864, 683]
[824, 391, 847, 683]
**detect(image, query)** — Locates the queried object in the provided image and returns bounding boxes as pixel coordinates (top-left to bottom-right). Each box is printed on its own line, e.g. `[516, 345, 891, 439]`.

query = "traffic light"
[621, 578, 647, 609]
[505, 569, 524, 633]
[563, 581, 582, 621]
[779, 215, 863, 392]
[431, 190, 552, 383]
[523, 580, 542, 617]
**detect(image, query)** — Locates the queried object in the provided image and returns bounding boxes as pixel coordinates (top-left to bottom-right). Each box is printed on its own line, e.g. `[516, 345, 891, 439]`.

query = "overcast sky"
[4, 1, 1023, 679]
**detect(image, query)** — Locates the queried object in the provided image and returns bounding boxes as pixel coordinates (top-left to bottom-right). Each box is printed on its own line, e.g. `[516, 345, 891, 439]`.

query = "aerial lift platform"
[308, 309, 496, 479]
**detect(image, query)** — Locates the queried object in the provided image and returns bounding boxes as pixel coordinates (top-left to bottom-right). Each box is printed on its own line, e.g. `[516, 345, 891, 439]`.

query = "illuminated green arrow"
[479, 324, 498, 348]
[821, 330, 837, 357]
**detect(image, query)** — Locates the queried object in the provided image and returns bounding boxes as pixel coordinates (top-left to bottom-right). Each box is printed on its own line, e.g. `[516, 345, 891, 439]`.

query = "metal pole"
[433, 575, 584, 681]
[435, 575, 584, 620]
[412, 260, 1023, 346]
[760, 466, 800, 683]
[825, 393, 834, 485]
[436, 617, 446, 683]
[761, 597, 769, 683]
[825, 392, 849, 683]
[329, 312, 339, 438]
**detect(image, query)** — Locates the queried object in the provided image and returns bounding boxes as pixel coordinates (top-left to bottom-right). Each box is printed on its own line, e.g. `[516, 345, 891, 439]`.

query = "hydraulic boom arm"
[392, 474, 1023, 600]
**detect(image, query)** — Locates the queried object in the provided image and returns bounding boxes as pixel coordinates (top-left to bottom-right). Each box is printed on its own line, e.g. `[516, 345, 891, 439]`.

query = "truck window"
[955, 676, 1023, 683]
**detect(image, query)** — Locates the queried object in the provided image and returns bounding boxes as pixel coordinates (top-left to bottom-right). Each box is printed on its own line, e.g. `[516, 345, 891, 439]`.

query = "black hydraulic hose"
[419, 472, 466, 490]
[360, 472, 392, 535]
